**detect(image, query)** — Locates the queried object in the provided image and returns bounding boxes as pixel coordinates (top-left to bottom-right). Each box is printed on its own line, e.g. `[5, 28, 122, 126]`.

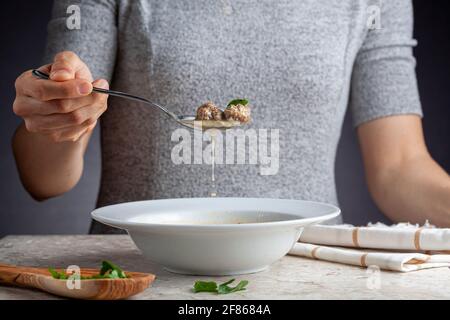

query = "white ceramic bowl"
[91, 198, 340, 275]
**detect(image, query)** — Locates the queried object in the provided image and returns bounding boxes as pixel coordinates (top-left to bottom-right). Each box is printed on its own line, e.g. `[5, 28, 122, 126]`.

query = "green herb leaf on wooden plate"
[48, 268, 68, 280]
[100, 260, 127, 278]
[48, 260, 128, 280]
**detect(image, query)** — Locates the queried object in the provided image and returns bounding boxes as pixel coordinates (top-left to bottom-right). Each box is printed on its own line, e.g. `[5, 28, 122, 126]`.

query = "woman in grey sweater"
[12, 0, 450, 232]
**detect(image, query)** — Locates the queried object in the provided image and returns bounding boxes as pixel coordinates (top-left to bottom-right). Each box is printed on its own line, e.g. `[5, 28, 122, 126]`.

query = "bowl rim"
[91, 197, 341, 230]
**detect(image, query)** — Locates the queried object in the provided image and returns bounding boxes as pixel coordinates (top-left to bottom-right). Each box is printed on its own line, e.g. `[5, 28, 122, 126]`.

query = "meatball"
[224, 103, 251, 123]
[195, 102, 224, 121]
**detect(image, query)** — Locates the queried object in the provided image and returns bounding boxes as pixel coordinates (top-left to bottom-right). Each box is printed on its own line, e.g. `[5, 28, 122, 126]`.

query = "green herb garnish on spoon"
[227, 98, 249, 107]
[48, 260, 128, 280]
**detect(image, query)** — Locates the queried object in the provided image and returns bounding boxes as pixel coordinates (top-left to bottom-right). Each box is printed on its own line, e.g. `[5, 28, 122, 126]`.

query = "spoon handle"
[0, 263, 46, 288]
[31, 69, 177, 120]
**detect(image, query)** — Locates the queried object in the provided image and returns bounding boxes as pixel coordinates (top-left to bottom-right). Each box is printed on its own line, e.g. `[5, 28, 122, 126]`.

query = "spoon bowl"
[179, 117, 241, 130]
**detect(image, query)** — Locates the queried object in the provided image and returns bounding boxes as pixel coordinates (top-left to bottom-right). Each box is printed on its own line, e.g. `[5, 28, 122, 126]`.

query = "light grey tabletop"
[0, 235, 449, 300]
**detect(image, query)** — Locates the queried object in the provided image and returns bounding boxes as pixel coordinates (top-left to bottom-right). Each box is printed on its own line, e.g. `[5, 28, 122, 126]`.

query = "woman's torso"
[92, 0, 371, 233]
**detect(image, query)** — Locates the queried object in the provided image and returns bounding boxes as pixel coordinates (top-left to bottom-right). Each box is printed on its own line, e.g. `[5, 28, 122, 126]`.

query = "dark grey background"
[0, 1, 449, 236]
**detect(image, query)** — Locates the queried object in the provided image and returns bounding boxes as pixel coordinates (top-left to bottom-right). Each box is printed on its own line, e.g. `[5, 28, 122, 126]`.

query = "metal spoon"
[32, 69, 240, 130]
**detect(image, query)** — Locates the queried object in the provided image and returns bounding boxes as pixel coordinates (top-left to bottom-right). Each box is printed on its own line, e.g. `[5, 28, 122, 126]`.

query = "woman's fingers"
[14, 64, 109, 140]
[12, 52, 107, 143]
[14, 94, 98, 116]
[15, 78, 108, 116]
[17, 70, 93, 101]
[24, 99, 107, 132]
[16, 78, 109, 133]
[46, 119, 98, 143]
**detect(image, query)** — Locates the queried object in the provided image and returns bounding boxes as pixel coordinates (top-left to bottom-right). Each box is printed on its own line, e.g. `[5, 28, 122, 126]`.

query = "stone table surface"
[0, 235, 449, 300]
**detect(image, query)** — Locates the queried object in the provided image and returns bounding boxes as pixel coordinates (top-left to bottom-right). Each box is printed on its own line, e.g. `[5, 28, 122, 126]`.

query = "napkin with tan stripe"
[288, 222, 450, 272]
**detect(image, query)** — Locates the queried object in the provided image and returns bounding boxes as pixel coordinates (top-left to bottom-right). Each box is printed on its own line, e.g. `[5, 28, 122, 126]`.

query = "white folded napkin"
[289, 242, 450, 272]
[299, 222, 450, 252]
[288, 222, 450, 272]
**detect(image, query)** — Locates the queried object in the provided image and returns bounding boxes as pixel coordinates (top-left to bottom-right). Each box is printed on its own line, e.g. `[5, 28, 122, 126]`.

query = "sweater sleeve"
[42, 0, 117, 82]
[350, 0, 422, 127]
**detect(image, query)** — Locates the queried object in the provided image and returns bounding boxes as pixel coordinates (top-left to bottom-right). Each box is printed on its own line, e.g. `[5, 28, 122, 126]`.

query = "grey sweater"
[44, 0, 422, 233]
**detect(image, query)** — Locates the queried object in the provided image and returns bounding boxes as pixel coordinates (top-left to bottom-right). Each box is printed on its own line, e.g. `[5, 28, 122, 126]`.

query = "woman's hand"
[13, 51, 108, 142]
[12, 51, 110, 199]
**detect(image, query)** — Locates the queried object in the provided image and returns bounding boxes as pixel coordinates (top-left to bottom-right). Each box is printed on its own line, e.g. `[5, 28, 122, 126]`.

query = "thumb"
[50, 51, 91, 82]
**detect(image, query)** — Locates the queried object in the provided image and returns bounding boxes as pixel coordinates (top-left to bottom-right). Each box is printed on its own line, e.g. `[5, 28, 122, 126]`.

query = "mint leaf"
[218, 279, 249, 294]
[193, 279, 249, 294]
[219, 278, 235, 287]
[49, 261, 128, 280]
[108, 270, 120, 279]
[48, 268, 69, 280]
[48, 268, 62, 279]
[100, 260, 116, 275]
[193, 281, 218, 293]
[227, 99, 249, 107]
[100, 260, 127, 278]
